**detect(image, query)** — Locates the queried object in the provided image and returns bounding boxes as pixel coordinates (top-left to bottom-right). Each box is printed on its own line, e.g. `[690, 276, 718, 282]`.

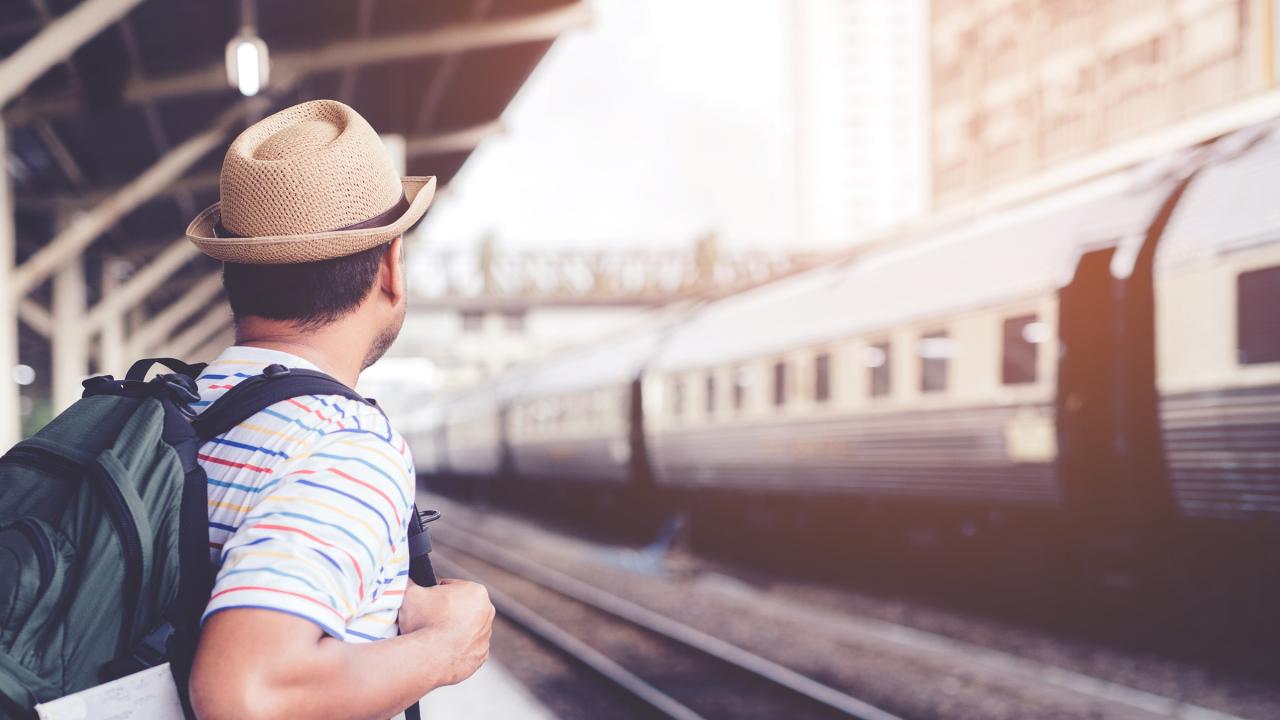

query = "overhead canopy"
[655, 161, 1180, 374]
[3, 0, 586, 365]
[1158, 119, 1280, 270]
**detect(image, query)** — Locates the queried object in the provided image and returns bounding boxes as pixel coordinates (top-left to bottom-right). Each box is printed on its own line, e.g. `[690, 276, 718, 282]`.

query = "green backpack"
[0, 358, 434, 719]
[0, 358, 214, 719]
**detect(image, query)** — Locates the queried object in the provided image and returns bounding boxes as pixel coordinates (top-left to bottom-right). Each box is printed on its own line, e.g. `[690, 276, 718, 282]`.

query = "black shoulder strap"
[190, 364, 377, 443]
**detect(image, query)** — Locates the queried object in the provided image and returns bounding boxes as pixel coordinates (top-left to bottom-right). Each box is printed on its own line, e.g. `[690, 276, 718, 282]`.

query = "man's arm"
[190, 579, 493, 720]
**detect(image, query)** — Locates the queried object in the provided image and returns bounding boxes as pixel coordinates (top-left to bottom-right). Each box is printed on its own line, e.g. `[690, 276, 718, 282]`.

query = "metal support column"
[0, 119, 19, 448]
[99, 258, 128, 376]
[51, 252, 88, 412]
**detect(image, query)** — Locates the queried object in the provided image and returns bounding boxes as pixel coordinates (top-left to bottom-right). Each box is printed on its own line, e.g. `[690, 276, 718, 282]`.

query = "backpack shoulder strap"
[190, 364, 378, 443]
[125, 357, 207, 382]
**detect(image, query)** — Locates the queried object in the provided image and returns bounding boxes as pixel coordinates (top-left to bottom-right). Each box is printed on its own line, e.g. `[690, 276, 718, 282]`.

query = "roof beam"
[162, 305, 232, 359]
[9, 95, 271, 298]
[189, 324, 235, 365]
[0, 0, 144, 105]
[414, 0, 494, 133]
[17, 298, 52, 338]
[21, 121, 501, 211]
[128, 271, 223, 355]
[118, 17, 197, 219]
[408, 120, 507, 157]
[337, 0, 376, 103]
[82, 237, 201, 333]
[5, 2, 591, 125]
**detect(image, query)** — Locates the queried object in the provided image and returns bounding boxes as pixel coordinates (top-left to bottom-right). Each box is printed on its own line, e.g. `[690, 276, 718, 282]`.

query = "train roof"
[512, 308, 690, 401]
[443, 371, 530, 421]
[653, 162, 1180, 373]
[1158, 119, 1280, 270]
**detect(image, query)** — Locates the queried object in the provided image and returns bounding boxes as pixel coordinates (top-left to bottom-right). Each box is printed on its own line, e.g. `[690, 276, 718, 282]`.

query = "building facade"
[931, 0, 1278, 207]
[790, 0, 930, 245]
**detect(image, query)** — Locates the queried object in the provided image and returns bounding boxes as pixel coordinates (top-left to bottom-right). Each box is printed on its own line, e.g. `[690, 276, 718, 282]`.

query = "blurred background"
[3, 1, 1280, 718]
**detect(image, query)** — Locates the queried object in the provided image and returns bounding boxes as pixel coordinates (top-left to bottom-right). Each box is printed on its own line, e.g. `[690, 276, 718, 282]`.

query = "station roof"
[3, 0, 585, 363]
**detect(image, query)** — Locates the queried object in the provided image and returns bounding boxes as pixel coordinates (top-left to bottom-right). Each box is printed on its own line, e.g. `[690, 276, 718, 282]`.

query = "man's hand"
[399, 579, 495, 687]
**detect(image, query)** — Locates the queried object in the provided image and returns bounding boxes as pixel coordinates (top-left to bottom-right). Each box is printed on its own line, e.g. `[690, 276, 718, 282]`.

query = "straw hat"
[186, 99, 436, 264]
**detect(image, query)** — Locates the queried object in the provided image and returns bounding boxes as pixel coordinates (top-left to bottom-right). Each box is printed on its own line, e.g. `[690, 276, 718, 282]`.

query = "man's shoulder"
[292, 396, 415, 485]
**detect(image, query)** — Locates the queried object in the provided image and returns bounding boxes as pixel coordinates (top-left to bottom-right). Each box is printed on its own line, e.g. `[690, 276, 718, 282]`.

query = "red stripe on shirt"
[328, 467, 403, 526]
[209, 585, 346, 621]
[197, 453, 272, 473]
[287, 398, 345, 430]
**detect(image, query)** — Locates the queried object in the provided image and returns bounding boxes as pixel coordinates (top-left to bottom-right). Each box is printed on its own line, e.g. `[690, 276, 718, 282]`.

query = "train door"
[1056, 247, 1123, 523]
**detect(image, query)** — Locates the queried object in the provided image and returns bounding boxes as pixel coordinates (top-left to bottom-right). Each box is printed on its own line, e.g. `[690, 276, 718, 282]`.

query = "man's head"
[222, 237, 408, 369]
[184, 100, 436, 371]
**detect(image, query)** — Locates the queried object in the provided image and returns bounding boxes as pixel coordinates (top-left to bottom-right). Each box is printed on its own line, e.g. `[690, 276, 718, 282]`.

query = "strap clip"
[263, 363, 291, 378]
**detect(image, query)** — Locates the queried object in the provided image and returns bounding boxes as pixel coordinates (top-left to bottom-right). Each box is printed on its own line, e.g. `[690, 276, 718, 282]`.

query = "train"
[408, 118, 1280, 593]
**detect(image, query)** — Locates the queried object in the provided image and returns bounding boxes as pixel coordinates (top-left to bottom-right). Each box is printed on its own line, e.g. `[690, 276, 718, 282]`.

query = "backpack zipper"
[0, 445, 145, 650]
[0, 445, 81, 477]
[13, 519, 55, 590]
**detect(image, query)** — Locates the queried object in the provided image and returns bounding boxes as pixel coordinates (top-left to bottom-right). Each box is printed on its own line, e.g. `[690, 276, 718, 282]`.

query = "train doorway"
[1056, 247, 1122, 523]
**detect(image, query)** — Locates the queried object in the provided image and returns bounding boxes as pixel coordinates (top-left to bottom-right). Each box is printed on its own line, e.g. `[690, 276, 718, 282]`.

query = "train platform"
[414, 660, 556, 720]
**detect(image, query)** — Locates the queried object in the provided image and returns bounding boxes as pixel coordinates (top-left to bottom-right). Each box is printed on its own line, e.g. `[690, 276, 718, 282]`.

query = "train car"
[400, 401, 448, 478]
[1150, 122, 1280, 531]
[498, 316, 687, 530]
[415, 119, 1280, 576]
[506, 319, 677, 487]
[641, 158, 1194, 546]
[442, 376, 524, 479]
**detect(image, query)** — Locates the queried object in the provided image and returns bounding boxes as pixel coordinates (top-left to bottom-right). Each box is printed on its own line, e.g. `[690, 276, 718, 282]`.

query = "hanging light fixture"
[225, 0, 269, 96]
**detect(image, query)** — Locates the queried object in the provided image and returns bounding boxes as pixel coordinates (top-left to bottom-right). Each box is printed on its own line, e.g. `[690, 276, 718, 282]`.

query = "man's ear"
[380, 236, 406, 306]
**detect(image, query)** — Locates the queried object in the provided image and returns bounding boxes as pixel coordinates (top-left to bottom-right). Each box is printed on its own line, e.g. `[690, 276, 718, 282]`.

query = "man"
[181, 100, 493, 720]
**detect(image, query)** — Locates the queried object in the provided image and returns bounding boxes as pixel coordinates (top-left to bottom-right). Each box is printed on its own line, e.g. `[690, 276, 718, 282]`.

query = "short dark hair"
[222, 241, 390, 329]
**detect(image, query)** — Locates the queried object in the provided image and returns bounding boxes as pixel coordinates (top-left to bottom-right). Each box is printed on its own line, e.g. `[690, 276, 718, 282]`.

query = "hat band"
[212, 193, 410, 240]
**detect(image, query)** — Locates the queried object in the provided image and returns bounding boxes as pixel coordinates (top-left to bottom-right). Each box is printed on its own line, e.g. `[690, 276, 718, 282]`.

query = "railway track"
[434, 534, 903, 720]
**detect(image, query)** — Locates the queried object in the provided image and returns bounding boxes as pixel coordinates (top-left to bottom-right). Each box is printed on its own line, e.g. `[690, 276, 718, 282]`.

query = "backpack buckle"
[263, 364, 291, 378]
[156, 373, 201, 405]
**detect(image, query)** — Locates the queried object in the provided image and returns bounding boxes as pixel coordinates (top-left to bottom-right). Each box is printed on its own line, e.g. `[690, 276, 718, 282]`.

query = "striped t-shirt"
[194, 345, 414, 642]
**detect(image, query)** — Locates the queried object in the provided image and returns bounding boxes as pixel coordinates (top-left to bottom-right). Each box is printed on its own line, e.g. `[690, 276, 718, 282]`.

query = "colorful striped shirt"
[194, 346, 414, 642]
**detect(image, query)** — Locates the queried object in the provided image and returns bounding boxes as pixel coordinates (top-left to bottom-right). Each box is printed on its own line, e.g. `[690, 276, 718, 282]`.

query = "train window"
[919, 331, 952, 393]
[1002, 314, 1045, 384]
[867, 342, 891, 398]
[1238, 266, 1280, 364]
[814, 353, 831, 402]
[672, 379, 685, 417]
[773, 361, 787, 407]
[733, 367, 749, 410]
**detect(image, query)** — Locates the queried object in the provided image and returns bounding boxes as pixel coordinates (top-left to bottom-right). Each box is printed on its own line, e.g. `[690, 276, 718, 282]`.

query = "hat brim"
[185, 176, 436, 264]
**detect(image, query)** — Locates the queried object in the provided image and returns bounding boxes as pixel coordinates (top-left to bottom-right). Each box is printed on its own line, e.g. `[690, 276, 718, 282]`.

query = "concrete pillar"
[51, 253, 88, 412]
[0, 119, 19, 448]
[99, 258, 129, 376]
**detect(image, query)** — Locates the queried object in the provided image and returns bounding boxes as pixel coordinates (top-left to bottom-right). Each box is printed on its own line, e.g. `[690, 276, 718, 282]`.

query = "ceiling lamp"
[225, 0, 269, 96]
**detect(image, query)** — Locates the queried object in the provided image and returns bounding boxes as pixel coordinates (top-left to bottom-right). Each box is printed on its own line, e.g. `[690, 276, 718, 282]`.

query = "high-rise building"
[932, 0, 1280, 207]
[789, 0, 930, 246]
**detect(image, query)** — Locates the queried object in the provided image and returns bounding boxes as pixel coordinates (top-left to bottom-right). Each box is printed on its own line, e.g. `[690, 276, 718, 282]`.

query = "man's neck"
[234, 321, 365, 387]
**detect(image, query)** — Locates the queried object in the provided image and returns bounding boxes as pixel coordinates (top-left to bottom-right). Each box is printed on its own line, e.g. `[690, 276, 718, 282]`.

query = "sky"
[417, 0, 799, 259]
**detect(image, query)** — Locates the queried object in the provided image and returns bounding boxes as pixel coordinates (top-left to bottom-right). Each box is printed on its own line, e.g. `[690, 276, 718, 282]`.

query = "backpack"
[0, 358, 434, 720]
